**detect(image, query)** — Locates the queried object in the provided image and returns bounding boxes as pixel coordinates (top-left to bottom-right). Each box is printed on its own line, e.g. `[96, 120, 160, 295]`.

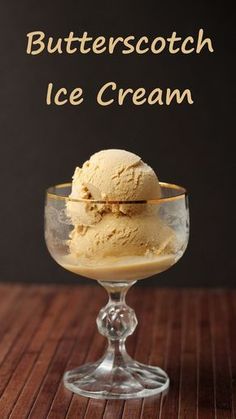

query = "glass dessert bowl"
[45, 182, 189, 399]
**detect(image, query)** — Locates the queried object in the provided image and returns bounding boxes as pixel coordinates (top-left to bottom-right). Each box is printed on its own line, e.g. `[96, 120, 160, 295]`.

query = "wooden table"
[0, 283, 235, 419]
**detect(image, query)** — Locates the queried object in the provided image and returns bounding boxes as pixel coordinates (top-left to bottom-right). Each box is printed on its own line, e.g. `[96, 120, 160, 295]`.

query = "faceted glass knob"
[96, 303, 138, 340]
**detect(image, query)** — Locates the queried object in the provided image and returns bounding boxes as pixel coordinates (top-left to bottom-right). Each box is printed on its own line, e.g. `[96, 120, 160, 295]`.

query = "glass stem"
[97, 281, 137, 363]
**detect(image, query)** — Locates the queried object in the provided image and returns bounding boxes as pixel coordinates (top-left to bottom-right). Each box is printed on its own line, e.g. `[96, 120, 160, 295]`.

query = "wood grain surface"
[0, 283, 235, 419]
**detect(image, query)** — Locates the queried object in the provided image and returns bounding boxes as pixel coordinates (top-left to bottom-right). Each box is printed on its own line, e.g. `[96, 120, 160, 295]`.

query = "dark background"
[0, 1, 235, 286]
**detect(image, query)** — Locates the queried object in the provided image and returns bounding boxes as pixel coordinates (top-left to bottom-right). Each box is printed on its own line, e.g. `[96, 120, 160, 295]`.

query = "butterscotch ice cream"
[69, 149, 161, 202]
[62, 149, 177, 281]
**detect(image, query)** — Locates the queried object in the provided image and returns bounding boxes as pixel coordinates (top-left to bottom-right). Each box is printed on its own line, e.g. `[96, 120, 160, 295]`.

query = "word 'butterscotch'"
[27, 29, 213, 56]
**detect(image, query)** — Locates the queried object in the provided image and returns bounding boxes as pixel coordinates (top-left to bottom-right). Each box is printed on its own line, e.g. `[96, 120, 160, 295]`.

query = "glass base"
[64, 281, 169, 399]
[63, 357, 169, 400]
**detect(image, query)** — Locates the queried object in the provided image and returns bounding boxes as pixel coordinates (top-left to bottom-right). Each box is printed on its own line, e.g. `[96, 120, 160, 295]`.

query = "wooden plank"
[9, 340, 60, 419]
[0, 285, 23, 331]
[65, 392, 88, 419]
[21, 286, 90, 419]
[0, 287, 54, 396]
[28, 288, 71, 352]
[0, 286, 37, 364]
[103, 399, 124, 419]
[225, 291, 236, 418]
[197, 291, 216, 419]
[122, 399, 143, 419]
[83, 399, 107, 419]
[158, 290, 182, 419]
[9, 289, 75, 419]
[0, 287, 58, 417]
[178, 291, 198, 418]
[210, 291, 232, 418]
[141, 288, 170, 418]
[29, 339, 75, 419]
[0, 351, 37, 417]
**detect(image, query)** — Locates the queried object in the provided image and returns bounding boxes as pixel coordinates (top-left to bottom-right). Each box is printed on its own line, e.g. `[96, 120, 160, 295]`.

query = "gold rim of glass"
[46, 182, 187, 204]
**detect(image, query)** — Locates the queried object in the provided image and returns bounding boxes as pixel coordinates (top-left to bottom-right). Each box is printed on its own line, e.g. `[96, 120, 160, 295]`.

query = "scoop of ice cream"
[67, 149, 161, 224]
[70, 149, 161, 202]
[69, 211, 176, 260]
[66, 149, 176, 260]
